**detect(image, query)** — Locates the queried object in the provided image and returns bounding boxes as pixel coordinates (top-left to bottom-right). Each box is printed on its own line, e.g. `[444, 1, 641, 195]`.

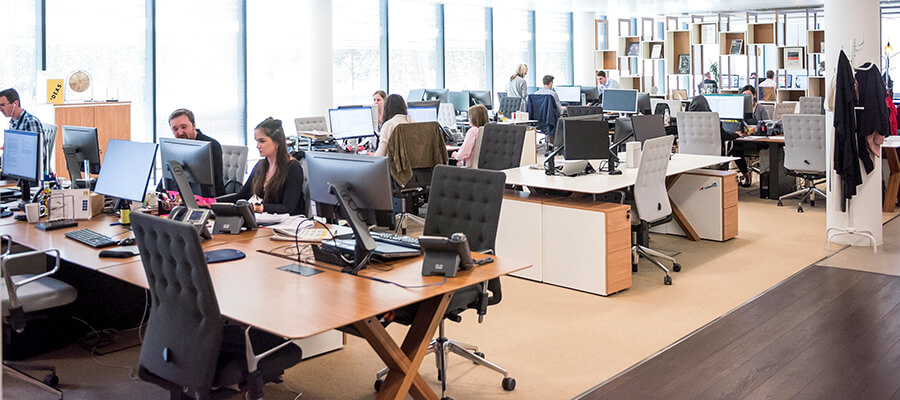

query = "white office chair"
[293, 116, 328, 133]
[468, 127, 485, 169]
[676, 111, 721, 156]
[221, 144, 249, 194]
[630, 135, 680, 285]
[41, 123, 57, 175]
[798, 96, 824, 115]
[773, 102, 798, 121]
[438, 103, 457, 129]
[778, 114, 827, 213]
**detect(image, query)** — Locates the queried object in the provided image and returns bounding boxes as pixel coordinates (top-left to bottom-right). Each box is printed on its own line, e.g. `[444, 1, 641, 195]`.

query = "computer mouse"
[118, 237, 136, 246]
[0, 210, 12, 218]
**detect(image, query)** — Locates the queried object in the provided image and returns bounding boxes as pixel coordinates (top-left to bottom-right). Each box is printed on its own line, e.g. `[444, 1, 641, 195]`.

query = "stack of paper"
[267, 215, 337, 242]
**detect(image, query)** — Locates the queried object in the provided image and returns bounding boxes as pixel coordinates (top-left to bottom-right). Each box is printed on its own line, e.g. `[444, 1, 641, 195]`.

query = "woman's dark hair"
[740, 85, 757, 99]
[382, 94, 408, 122]
[251, 117, 294, 202]
[687, 95, 711, 112]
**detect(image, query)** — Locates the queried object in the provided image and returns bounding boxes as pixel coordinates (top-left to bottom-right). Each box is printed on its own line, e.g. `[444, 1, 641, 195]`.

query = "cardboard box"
[48, 189, 105, 220]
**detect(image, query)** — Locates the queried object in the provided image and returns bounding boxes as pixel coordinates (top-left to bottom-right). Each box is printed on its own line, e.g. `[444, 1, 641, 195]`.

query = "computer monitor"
[328, 106, 377, 140]
[448, 91, 470, 114]
[408, 89, 426, 102]
[423, 89, 449, 103]
[61, 125, 101, 175]
[2, 130, 40, 201]
[468, 90, 493, 110]
[785, 74, 793, 88]
[160, 137, 217, 207]
[94, 139, 158, 203]
[527, 86, 539, 95]
[408, 106, 438, 123]
[561, 118, 610, 161]
[637, 92, 652, 114]
[631, 114, 666, 143]
[602, 89, 639, 114]
[581, 86, 600, 103]
[306, 152, 393, 274]
[556, 86, 582, 104]
[743, 93, 754, 114]
[705, 94, 746, 120]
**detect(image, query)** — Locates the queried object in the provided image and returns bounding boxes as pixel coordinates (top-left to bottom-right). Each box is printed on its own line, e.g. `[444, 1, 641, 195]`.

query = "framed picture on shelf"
[677, 54, 691, 74]
[729, 39, 743, 55]
[650, 43, 663, 59]
[701, 23, 716, 44]
[627, 42, 640, 56]
[672, 89, 688, 100]
[784, 47, 804, 69]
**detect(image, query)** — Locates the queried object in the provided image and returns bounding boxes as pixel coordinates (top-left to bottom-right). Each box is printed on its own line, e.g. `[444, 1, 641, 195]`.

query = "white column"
[302, 0, 334, 119]
[824, 0, 883, 245]
[572, 12, 597, 87]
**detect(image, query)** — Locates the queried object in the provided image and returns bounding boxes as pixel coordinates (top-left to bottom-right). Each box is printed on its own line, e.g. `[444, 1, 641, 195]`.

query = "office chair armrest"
[1, 234, 11, 257]
[2, 248, 61, 333]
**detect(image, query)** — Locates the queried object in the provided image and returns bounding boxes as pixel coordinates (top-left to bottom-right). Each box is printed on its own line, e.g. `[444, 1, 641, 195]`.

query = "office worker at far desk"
[373, 89, 387, 130]
[228, 117, 306, 215]
[373, 94, 413, 157]
[596, 70, 620, 95]
[453, 104, 489, 167]
[534, 74, 565, 115]
[169, 108, 225, 197]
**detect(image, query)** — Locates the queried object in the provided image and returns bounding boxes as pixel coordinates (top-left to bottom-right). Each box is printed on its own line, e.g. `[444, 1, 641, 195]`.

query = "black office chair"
[567, 105, 604, 117]
[131, 213, 302, 400]
[387, 122, 448, 233]
[653, 102, 670, 116]
[498, 96, 522, 117]
[375, 165, 515, 397]
[476, 123, 526, 171]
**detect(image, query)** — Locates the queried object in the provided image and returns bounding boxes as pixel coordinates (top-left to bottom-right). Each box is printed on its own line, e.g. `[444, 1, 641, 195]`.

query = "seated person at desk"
[373, 94, 413, 157]
[741, 85, 771, 125]
[373, 90, 387, 130]
[168, 108, 225, 197]
[1, 88, 43, 133]
[697, 72, 719, 94]
[452, 104, 489, 167]
[534, 74, 565, 114]
[687, 95, 749, 177]
[226, 117, 305, 215]
[596, 70, 620, 95]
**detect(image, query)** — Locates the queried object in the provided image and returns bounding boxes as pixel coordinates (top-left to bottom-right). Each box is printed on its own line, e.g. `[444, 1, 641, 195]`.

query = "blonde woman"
[507, 64, 528, 110]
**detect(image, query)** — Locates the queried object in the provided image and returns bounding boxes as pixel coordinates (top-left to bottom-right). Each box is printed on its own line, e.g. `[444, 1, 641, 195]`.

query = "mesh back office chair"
[221, 145, 248, 195]
[778, 114, 827, 213]
[374, 165, 515, 397]
[132, 213, 302, 400]
[293, 116, 328, 133]
[41, 123, 57, 175]
[676, 111, 721, 156]
[773, 102, 798, 121]
[629, 136, 681, 285]
[798, 96, 824, 115]
[477, 123, 527, 171]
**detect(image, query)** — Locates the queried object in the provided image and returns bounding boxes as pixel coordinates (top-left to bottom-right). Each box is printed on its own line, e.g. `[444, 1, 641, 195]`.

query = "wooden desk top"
[736, 135, 785, 144]
[101, 239, 530, 339]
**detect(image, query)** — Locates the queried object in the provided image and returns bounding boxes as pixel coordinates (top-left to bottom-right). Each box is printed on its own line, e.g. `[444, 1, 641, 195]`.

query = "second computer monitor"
[448, 91, 470, 113]
[581, 86, 600, 103]
[328, 106, 377, 140]
[160, 137, 217, 198]
[631, 114, 666, 143]
[408, 106, 438, 123]
[94, 140, 159, 203]
[556, 86, 582, 104]
[602, 89, 639, 114]
[637, 92, 652, 114]
[62, 125, 102, 174]
[423, 89, 449, 103]
[561, 118, 610, 161]
[2, 130, 40, 184]
[306, 152, 393, 227]
[705, 94, 746, 120]
[468, 90, 493, 110]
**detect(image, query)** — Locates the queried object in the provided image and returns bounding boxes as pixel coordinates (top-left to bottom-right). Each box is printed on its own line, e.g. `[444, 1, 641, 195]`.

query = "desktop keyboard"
[65, 229, 119, 248]
[370, 231, 420, 250]
[34, 219, 78, 231]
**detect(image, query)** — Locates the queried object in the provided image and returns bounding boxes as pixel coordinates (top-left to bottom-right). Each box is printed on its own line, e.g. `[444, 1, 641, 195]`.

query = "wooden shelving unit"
[665, 30, 692, 75]
[618, 36, 641, 57]
[747, 22, 776, 45]
[719, 32, 746, 55]
[690, 22, 719, 45]
[777, 89, 805, 103]
[594, 50, 618, 70]
[807, 30, 825, 54]
[641, 40, 665, 59]
[807, 76, 826, 97]
[777, 46, 807, 70]
[619, 76, 642, 90]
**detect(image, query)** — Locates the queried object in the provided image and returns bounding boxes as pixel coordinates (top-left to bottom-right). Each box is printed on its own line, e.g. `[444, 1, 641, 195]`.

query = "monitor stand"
[166, 160, 200, 210]
[62, 145, 96, 189]
[329, 182, 376, 275]
[542, 145, 565, 176]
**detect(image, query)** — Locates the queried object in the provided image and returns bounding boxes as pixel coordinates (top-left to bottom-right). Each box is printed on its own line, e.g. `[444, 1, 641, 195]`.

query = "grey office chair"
[629, 135, 680, 285]
[498, 96, 522, 117]
[2, 235, 74, 399]
[131, 213, 302, 400]
[41, 123, 58, 175]
[773, 102, 798, 121]
[438, 103, 457, 129]
[676, 111, 721, 156]
[221, 144, 248, 194]
[760, 103, 776, 119]
[468, 127, 485, 169]
[778, 114, 827, 213]
[567, 106, 604, 117]
[799, 96, 824, 115]
[476, 123, 527, 170]
[375, 165, 515, 398]
[293, 116, 328, 133]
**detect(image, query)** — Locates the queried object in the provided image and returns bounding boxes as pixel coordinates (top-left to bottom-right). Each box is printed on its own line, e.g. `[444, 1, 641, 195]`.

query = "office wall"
[572, 11, 597, 87]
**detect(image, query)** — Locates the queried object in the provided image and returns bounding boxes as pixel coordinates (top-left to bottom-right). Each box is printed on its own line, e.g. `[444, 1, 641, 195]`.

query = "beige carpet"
[6, 186, 896, 400]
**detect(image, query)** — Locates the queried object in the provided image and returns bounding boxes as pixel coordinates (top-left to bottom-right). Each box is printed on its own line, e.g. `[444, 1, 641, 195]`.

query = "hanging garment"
[833, 50, 861, 210]
[855, 62, 890, 172]
[886, 94, 898, 136]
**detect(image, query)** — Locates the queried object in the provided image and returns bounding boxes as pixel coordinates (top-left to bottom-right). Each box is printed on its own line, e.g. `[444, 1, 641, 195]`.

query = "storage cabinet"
[53, 102, 131, 179]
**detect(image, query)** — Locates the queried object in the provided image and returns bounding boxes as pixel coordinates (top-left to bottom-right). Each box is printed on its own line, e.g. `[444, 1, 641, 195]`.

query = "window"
[45, 0, 149, 140]
[536, 12, 573, 86]
[156, 0, 244, 145]
[388, 0, 440, 99]
[493, 9, 532, 97]
[444, 5, 487, 91]
[1, 1, 37, 107]
[333, 0, 382, 107]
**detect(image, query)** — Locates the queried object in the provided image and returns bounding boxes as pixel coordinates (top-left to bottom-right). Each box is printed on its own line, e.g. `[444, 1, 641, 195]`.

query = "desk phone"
[168, 206, 212, 239]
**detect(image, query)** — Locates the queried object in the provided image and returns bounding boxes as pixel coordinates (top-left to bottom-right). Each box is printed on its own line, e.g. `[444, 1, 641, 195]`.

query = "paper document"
[255, 212, 289, 225]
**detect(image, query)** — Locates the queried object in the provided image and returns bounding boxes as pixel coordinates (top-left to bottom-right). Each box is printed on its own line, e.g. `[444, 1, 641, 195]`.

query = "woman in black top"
[687, 95, 748, 177]
[231, 117, 305, 215]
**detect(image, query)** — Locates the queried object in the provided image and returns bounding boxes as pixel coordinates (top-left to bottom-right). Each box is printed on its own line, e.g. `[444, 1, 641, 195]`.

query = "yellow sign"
[47, 79, 64, 104]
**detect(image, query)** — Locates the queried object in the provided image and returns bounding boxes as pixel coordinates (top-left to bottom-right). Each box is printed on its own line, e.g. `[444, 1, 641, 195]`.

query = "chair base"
[395, 212, 426, 235]
[777, 178, 826, 213]
[633, 245, 681, 285]
[3, 362, 62, 399]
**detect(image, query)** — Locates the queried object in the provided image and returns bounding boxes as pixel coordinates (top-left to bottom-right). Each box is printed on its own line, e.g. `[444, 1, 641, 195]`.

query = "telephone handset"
[419, 233, 475, 277]
[168, 206, 212, 240]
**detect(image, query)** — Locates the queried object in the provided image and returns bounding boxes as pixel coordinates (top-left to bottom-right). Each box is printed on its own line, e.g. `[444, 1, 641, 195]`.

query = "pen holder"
[625, 142, 642, 169]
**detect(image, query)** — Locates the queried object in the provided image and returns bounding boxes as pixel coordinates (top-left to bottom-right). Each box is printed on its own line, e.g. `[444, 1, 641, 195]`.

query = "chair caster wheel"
[777, 200, 783, 206]
[798, 207, 804, 213]
[673, 263, 681, 272]
[43, 373, 59, 388]
[810, 200, 816, 207]
[664, 275, 672, 285]
[474, 351, 485, 360]
[632, 263, 638, 272]
[442, 397, 454, 400]
[502, 377, 517, 391]
[374, 379, 384, 392]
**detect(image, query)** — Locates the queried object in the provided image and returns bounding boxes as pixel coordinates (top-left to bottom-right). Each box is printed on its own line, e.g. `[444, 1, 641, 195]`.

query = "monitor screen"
[705, 94, 746, 120]
[631, 114, 666, 143]
[408, 106, 438, 123]
[468, 90, 493, 110]
[448, 91, 470, 113]
[62, 125, 101, 174]
[408, 89, 426, 102]
[562, 118, 610, 161]
[2, 130, 40, 183]
[637, 92, 651, 114]
[423, 89, 449, 102]
[602, 89, 639, 113]
[556, 86, 582, 103]
[581, 86, 600, 102]
[328, 106, 376, 140]
[94, 139, 159, 202]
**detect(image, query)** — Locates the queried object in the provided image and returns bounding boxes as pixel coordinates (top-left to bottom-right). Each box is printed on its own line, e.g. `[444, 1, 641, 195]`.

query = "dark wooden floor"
[578, 266, 900, 400]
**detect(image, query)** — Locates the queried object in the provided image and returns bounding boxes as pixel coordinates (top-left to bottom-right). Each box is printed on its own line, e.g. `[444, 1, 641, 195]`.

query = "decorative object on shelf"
[65, 70, 93, 102]
[677, 54, 691, 74]
[46, 79, 64, 105]
[651, 43, 663, 59]
[627, 42, 640, 56]
[701, 24, 716, 44]
[784, 47, 804, 70]
[729, 39, 743, 55]
[672, 89, 687, 100]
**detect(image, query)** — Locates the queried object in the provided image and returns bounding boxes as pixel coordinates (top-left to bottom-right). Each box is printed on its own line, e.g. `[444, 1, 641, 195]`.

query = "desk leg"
[354, 292, 452, 400]
[884, 148, 900, 212]
[666, 175, 701, 241]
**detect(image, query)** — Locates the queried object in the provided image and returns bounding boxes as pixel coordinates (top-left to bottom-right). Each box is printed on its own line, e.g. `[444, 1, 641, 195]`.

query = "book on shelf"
[729, 39, 743, 55]
[650, 43, 663, 59]
[627, 42, 640, 56]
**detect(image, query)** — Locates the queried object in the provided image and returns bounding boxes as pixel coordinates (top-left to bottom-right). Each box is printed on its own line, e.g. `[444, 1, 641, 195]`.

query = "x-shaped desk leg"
[666, 174, 701, 241]
[354, 292, 453, 400]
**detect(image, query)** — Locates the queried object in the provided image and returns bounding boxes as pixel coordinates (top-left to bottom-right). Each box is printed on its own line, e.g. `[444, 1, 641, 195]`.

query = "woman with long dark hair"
[229, 117, 305, 215]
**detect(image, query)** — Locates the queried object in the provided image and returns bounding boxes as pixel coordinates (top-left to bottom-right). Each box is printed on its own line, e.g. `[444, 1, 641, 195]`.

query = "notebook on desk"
[320, 238, 421, 259]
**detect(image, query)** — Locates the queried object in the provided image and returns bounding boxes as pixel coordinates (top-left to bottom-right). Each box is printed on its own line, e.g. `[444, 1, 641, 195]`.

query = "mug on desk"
[24, 203, 41, 224]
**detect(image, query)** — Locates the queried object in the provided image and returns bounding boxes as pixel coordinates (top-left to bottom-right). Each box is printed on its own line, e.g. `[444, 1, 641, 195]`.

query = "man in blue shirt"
[0, 88, 43, 134]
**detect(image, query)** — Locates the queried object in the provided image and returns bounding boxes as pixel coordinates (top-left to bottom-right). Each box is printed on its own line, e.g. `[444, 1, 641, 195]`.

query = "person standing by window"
[507, 64, 528, 111]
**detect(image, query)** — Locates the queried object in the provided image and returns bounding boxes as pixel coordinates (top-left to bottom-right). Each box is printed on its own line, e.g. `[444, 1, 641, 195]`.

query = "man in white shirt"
[596, 70, 621, 95]
[758, 70, 777, 87]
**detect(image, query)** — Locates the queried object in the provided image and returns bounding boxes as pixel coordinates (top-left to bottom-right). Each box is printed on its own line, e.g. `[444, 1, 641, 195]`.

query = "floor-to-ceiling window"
[2, 1, 38, 109]
[388, 0, 440, 99]
[332, 0, 382, 106]
[492, 9, 533, 97]
[536, 11, 573, 86]
[444, 5, 487, 91]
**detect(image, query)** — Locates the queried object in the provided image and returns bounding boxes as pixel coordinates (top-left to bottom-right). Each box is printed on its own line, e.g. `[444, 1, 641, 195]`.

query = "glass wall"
[493, 9, 533, 98]
[388, 0, 441, 100]
[333, 0, 382, 106]
[535, 11, 573, 86]
[1, 1, 37, 107]
[444, 5, 487, 91]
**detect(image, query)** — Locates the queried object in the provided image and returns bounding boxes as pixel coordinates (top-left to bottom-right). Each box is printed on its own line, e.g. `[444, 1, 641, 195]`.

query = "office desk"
[883, 137, 900, 212]
[102, 239, 528, 400]
[735, 135, 796, 199]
